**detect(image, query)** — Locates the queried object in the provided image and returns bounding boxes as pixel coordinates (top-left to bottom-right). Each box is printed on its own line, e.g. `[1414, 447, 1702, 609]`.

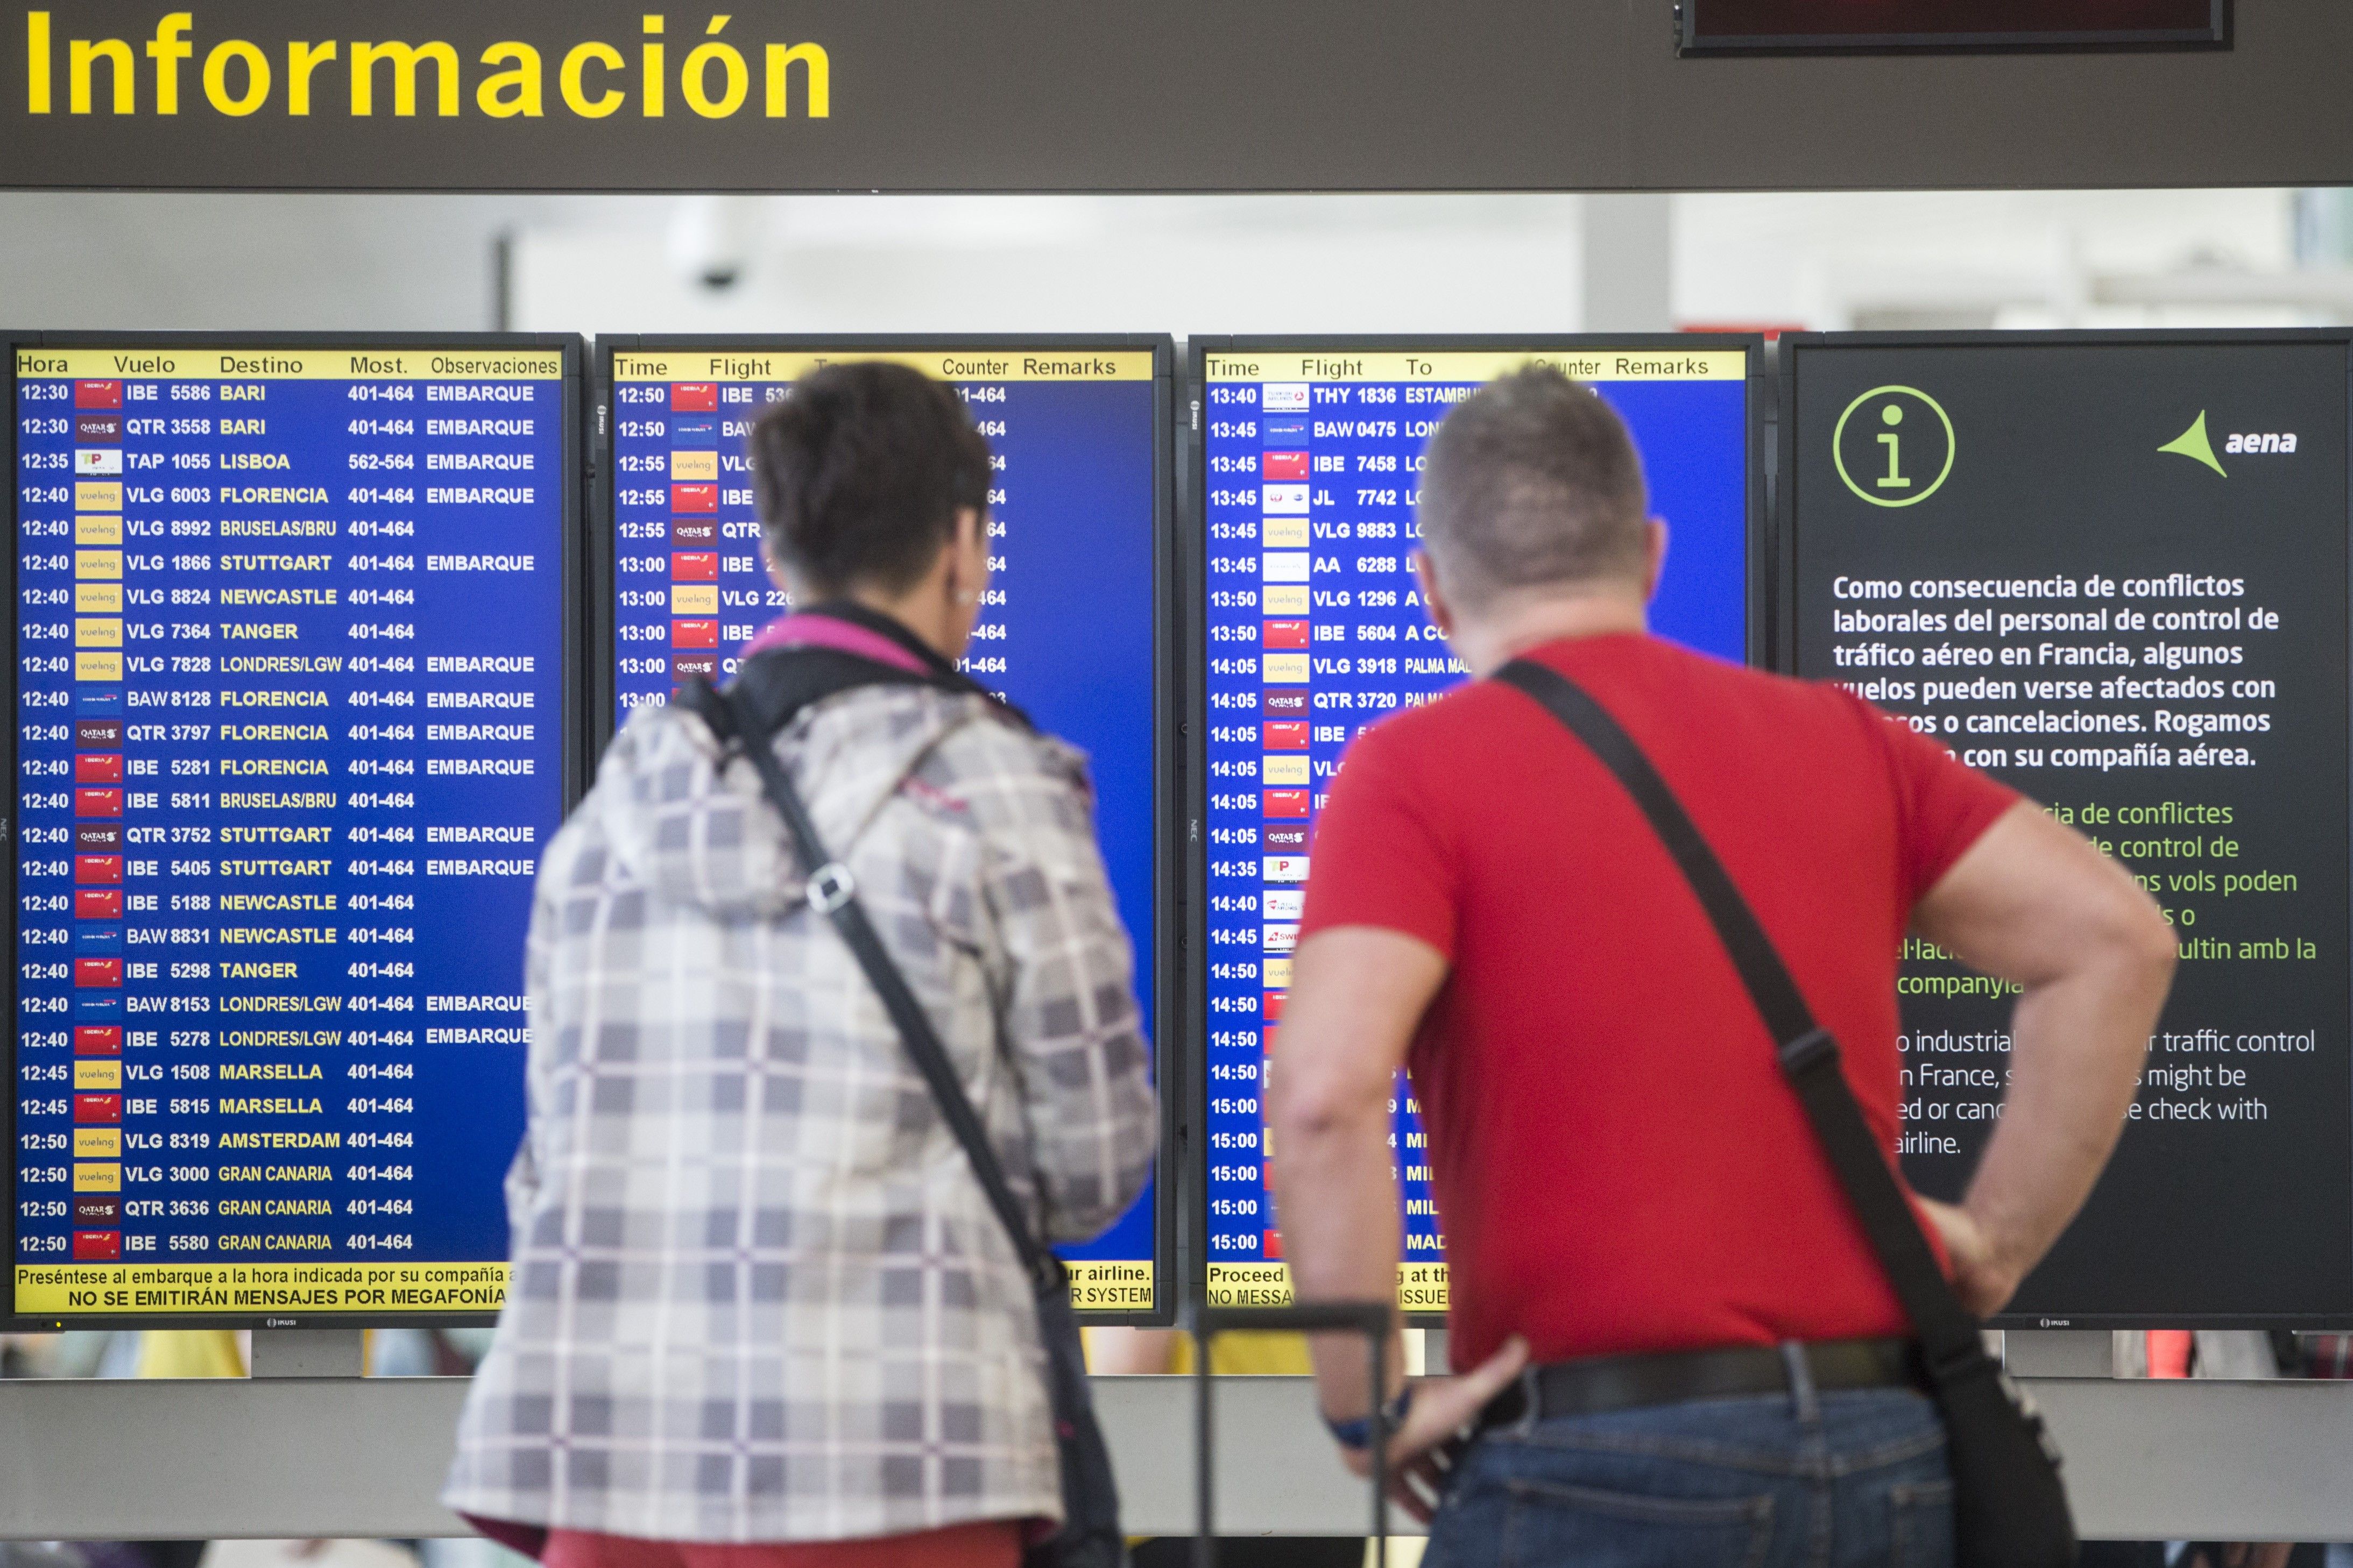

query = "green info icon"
[1834, 385, 1954, 507]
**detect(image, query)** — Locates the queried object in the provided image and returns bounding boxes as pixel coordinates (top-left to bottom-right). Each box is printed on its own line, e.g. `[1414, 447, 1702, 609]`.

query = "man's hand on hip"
[1334, 1335, 1530, 1523]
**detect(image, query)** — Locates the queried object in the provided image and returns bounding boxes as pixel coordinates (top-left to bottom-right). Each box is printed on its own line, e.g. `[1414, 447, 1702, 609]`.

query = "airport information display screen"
[599, 340, 1171, 1316]
[8, 338, 576, 1322]
[1784, 333, 2353, 1323]
[1193, 342, 1756, 1310]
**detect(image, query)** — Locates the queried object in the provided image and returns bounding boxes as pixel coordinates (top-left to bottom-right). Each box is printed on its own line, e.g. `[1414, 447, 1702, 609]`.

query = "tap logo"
[1834, 385, 1954, 508]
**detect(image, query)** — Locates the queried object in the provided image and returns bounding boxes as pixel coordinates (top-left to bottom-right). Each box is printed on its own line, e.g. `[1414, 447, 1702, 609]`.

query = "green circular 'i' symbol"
[1833, 385, 1955, 508]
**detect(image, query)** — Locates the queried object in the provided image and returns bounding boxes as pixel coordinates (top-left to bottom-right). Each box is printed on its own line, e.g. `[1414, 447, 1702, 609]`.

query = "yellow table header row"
[611, 349, 1156, 384]
[1202, 349, 1748, 384]
[17, 349, 563, 381]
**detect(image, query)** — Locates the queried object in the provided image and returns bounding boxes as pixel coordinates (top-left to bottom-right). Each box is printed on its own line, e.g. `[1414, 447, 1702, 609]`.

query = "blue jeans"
[1423, 1377, 1953, 1568]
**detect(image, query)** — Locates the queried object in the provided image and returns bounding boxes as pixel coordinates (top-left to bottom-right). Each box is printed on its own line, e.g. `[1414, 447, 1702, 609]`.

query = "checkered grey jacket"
[443, 684, 1156, 1543]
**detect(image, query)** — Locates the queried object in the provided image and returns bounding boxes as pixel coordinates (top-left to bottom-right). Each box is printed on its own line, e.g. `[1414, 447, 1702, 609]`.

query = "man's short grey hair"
[1417, 365, 1649, 612]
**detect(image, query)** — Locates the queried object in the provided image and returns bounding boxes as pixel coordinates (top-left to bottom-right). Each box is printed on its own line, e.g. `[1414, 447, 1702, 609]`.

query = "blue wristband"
[1324, 1383, 1414, 1450]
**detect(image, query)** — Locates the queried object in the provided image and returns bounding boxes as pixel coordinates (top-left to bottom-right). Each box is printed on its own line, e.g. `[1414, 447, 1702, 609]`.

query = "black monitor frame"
[0, 329, 587, 1330]
[1181, 333, 1769, 1327]
[1677, 0, 2229, 54]
[587, 334, 1182, 1326]
[1777, 327, 2353, 1330]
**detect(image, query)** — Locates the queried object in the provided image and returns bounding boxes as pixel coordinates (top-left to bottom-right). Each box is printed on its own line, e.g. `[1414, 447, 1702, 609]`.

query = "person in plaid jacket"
[446, 363, 1157, 1568]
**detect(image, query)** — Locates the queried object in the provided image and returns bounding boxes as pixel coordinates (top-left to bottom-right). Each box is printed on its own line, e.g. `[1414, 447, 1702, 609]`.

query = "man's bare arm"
[1910, 800, 2178, 1314]
[1267, 925, 1529, 1510]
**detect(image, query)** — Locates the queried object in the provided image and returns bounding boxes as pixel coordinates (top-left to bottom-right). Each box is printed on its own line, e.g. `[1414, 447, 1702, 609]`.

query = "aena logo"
[2158, 411, 2299, 479]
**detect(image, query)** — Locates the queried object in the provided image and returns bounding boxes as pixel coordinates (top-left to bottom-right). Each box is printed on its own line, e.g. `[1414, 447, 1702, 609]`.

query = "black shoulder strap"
[674, 673, 1062, 1295]
[1493, 657, 1987, 1377]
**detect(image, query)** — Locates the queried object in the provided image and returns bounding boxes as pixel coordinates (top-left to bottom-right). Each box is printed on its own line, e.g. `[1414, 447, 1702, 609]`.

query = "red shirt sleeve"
[1296, 718, 1460, 959]
[1859, 697, 2023, 906]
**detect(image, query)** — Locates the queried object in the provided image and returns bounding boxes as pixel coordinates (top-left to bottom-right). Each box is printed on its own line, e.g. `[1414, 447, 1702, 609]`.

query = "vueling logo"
[2158, 411, 2299, 479]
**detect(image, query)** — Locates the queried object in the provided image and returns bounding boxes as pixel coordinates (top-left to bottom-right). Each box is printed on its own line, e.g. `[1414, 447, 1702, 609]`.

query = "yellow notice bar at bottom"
[1204, 1261, 1449, 1313]
[1065, 1259, 1154, 1312]
[14, 1261, 512, 1316]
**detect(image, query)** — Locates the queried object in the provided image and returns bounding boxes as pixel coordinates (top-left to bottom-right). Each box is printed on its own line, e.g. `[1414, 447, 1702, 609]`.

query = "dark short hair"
[1417, 366, 1649, 609]
[747, 361, 992, 597]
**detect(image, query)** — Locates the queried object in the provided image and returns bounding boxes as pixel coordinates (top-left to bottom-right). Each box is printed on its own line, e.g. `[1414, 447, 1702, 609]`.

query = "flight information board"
[1190, 339, 1761, 1312]
[1783, 331, 2353, 1324]
[593, 338, 1175, 1319]
[6, 336, 580, 1324]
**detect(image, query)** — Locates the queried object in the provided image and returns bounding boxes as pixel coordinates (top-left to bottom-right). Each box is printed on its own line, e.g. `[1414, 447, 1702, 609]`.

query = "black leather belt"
[1479, 1337, 1927, 1430]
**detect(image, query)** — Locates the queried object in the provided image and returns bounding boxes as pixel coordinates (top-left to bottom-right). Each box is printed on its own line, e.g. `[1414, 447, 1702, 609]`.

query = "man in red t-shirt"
[1268, 367, 2175, 1567]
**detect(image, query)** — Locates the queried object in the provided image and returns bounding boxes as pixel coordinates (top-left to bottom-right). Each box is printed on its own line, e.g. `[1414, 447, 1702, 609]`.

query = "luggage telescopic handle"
[1191, 1302, 1398, 1568]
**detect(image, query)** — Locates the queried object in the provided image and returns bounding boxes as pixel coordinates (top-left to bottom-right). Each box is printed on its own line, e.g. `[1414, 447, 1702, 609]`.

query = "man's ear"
[1642, 519, 1670, 602]
[1412, 550, 1455, 640]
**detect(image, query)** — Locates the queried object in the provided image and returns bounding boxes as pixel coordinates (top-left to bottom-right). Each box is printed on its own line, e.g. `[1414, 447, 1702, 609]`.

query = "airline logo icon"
[1262, 755, 1310, 786]
[1263, 992, 1287, 1021]
[1262, 451, 1310, 481]
[671, 585, 719, 616]
[673, 654, 718, 678]
[1262, 517, 1310, 550]
[74, 381, 122, 408]
[74, 926, 122, 954]
[1264, 855, 1310, 883]
[1263, 416, 1309, 443]
[1263, 790, 1310, 818]
[670, 451, 719, 482]
[74, 889, 122, 919]
[75, 414, 122, 443]
[74, 754, 123, 783]
[75, 720, 122, 746]
[74, 1026, 122, 1055]
[74, 959, 122, 989]
[74, 486, 122, 515]
[1266, 890, 1304, 921]
[671, 551, 720, 580]
[74, 1094, 122, 1123]
[1263, 924, 1299, 954]
[72, 1163, 121, 1193]
[72, 1231, 121, 1261]
[671, 383, 719, 411]
[75, 449, 123, 476]
[1262, 552, 1311, 583]
[1264, 957, 1294, 990]
[671, 483, 718, 513]
[670, 416, 718, 445]
[75, 825, 122, 852]
[74, 1195, 120, 1224]
[1264, 721, 1309, 749]
[672, 619, 719, 649]
[1264, 825, 1309, 853]
[1263, 620, 1310, 649]
[75, 789, 123, 818]
[672, 521, 717, 544]
[75, 1129, 121, 1159]
[75, 1060, 121, 1090]
[1262, 483, 1310, 514]
[1263, 654, 1310, 684]
[76, 517, 122, 545]
[74, 855, 124, 884]
[1263, 384, 1311, 412]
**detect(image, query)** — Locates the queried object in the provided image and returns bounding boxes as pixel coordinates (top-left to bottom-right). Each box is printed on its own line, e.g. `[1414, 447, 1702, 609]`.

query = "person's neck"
[840, 585, 960, 661]
[1450, 589, 1649, 677]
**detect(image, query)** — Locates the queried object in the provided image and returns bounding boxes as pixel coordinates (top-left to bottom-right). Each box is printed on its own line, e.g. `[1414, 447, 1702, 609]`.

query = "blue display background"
[606, 368, 1161, 1287]
[13, 358, 566, 1306]
[1198, 370, 1749, 1283]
